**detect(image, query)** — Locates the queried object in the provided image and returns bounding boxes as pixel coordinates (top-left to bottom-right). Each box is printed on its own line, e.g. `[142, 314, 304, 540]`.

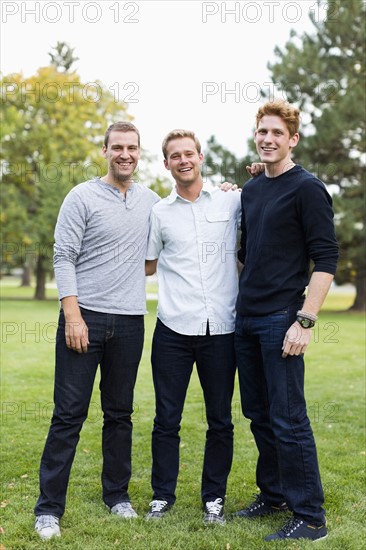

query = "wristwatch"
[296, 312, 317, 329]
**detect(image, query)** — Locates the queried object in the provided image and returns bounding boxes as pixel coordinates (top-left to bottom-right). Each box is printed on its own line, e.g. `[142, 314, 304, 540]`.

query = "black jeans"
[150, 319, 236, 505]
[235, 304, 325, 525]
[34, 308, 144, 518]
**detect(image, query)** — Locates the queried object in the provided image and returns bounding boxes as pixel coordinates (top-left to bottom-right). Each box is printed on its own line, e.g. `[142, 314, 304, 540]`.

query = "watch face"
[297, 316, 312, 328]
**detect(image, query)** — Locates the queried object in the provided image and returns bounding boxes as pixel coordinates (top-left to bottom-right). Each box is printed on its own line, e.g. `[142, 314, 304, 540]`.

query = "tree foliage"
[49, 41, 79, 72]
[204, 135, 255, 187]
[136, 149, 172, 199]
[1, 44, 131, 298]
[268, 0, 365, 310]
[148, 176, 172, 199]
[205, 0, 365, 310]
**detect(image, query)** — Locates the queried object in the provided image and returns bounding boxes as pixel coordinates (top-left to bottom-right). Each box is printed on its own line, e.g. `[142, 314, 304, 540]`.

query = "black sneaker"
[203, 498, 226, 525]
[265, 517, 328, 541]
[145, 499, 171, 520]
[232, 493, 288, 519]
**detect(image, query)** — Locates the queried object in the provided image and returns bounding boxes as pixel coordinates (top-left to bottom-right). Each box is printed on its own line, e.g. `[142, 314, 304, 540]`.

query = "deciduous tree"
[1, 46, 131, 298]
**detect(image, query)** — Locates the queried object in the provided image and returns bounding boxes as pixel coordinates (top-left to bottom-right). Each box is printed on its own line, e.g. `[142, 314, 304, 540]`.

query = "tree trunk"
[20, 263, 32, 287]
[34, 255, 47, 300]
[349, 274, 366, 312]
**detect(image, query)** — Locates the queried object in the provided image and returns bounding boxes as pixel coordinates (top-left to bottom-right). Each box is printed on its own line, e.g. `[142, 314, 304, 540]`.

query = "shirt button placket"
[192, 202, 209, 331]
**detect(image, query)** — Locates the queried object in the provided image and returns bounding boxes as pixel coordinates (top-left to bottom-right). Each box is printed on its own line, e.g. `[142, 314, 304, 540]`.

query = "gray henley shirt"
[53, 177, 160, 314]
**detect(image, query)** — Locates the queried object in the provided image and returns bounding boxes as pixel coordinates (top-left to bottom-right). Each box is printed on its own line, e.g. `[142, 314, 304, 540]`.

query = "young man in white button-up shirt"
[145, 130, 241, 525]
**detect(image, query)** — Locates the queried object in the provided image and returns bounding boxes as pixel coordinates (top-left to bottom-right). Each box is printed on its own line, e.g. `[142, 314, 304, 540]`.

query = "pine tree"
[205, 1, 365, 310]
[268, 0, 365, 310]
[49, 41, 79, 72]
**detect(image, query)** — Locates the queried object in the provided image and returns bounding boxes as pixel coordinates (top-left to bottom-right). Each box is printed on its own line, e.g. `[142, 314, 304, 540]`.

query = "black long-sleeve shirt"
[236, 165, 339, 316]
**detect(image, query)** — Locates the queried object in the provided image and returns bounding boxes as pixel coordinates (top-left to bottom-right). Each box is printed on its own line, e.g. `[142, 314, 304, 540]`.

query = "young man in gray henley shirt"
[34, 122, 159, 540]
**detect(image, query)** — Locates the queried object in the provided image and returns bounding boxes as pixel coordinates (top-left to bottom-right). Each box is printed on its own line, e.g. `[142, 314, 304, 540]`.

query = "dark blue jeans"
[151, 319, 236, 505]
[235, 304, 325, 525]
[34, 308, 144, 518]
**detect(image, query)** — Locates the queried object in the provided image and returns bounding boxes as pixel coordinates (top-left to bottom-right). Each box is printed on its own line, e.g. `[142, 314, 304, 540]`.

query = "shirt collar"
[97, 177, 138, 196]
[166, 185, 213, 205]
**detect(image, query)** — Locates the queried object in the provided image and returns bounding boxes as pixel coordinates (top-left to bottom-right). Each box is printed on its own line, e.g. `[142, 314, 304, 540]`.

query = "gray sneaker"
[110, 501, 138, 518]
[35, 514, 61, 540]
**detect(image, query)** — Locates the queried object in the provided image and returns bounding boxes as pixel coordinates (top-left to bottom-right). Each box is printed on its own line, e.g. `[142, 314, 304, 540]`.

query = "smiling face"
[254, 115, 299, 177]
[102, 130, 140, 187]
[163, 137, 203, 188]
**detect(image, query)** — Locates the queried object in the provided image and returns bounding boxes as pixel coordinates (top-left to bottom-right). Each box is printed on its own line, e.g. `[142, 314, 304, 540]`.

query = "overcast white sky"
[1, 0, 321, 178]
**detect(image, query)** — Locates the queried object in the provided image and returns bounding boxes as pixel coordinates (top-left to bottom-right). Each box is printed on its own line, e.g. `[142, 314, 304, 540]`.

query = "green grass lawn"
[1, 283, 365, 549]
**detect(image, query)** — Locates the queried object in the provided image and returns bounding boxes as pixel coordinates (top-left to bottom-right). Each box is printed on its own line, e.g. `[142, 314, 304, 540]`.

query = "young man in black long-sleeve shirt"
[233, 99, 338, 542]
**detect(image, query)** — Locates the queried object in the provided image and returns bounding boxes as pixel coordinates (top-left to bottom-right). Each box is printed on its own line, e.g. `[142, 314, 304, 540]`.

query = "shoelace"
[248, 494, 265, 511]
[205, 498, 223, 515]
[149, 500, 168, 512]
[281, 518, 303, 535]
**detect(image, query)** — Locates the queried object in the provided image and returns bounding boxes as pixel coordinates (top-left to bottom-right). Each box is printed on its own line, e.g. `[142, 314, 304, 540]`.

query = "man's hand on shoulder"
[219, 181, 239, 192]
[246, 163, 265, 177]
[219, 163, 265, 192]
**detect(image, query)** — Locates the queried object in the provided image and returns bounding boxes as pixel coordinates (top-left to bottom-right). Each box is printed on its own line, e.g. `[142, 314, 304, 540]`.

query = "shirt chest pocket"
[205, 211, 230, 223]
[205, 211, 231, 240]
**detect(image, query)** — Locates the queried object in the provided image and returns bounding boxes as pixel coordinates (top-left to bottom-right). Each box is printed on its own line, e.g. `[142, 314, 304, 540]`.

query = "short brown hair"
[104, 122, 140, 148]
[256, 99, 300, 136]
[162, 129, 201, 159]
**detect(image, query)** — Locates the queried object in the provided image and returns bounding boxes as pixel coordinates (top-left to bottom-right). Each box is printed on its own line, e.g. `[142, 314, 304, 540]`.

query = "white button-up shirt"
[146, 186, 241, 335]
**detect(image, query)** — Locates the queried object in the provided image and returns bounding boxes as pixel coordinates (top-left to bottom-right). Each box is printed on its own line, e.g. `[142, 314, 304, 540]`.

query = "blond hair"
[162, 129, 201, 159]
